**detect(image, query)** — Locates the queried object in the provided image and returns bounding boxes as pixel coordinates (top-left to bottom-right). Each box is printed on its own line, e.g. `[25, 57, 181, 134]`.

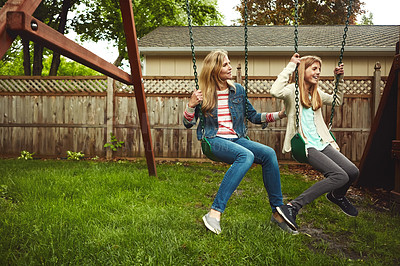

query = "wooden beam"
[0, 0, 42, 59]
[119, 0, 157, 177]
[357, 53, 400, 190]
[6, 11, 132, 85]
[393, 41, 400, 208]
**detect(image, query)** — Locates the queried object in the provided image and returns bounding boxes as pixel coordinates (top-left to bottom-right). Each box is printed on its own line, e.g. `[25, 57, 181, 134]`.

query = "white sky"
[78, 0, 400, 64]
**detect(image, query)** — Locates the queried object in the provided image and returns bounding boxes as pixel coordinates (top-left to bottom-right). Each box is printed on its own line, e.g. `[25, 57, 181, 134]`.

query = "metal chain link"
[185, 0, 199, 91]
[294, 0, 299, 55]
[294, 0, 300, 130]
[329, 0, 353, 129]
[185, 0, 204, 134]
[244, 0, 249, 134]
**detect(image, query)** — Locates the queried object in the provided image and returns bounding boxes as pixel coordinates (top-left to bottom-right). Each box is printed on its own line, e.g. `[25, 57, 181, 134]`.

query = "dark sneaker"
[270, 214, 299, 235]
[277, 204, 298, 230]
[326, 192, 358, 217]
[202, 213, 221, 234]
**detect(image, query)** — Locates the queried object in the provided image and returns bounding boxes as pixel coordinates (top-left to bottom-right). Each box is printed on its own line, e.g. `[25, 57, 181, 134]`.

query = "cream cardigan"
[270, 62, 344, 154]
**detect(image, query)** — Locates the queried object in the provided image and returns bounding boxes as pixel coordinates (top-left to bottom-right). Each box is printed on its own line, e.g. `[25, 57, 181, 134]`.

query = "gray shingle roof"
[138, 25, 399, 54]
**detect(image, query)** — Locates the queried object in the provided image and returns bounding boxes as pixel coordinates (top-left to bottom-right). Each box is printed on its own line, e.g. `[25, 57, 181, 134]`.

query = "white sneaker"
[202, 212, 221, 234]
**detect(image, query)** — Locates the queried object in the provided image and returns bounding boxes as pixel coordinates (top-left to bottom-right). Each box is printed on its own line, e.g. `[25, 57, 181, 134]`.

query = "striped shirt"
[183, 106, 195, 121]
[216, 89, 237, 138]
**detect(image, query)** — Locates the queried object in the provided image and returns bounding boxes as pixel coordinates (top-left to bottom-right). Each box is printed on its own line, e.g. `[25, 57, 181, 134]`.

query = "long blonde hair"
[290, 55, 323, 110]
[199, 50, 235, 115]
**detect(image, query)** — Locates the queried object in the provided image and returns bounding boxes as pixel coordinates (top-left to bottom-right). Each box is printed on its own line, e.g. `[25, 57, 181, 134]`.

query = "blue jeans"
[206, 137, 283, 213]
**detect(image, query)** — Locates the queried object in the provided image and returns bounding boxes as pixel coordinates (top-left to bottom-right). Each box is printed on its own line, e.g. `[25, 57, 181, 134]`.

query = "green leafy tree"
[0, 0, 79, 75]
[359, 12, 373, 25]
[0, 40, 98, 76]
[43, 56, 100, 76]
[72, 0, 223, 67]
[236, 0, 365, 25]
[0, 37, 25, 75]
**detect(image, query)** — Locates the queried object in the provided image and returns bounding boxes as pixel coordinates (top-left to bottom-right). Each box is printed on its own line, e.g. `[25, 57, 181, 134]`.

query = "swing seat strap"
[329, 130, 336, 141]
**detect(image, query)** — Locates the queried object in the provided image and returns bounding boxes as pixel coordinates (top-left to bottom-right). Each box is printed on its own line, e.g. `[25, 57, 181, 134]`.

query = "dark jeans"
[291, 144, 359, 210]
[206, 137, 283, 213]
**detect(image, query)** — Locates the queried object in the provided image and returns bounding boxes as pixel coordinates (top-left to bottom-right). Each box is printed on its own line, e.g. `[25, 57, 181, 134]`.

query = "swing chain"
[339, 0, 353, 65]
[185, 0, 204, 135]
[294, 0, 300, 130]
[329, 0, 353, 129]
[293, 0, 299, 54]
[244, 0, 249, 134]
[185, 0, 199, 92]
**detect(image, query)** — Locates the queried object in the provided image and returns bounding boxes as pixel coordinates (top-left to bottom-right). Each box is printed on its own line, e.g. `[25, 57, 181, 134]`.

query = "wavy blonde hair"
[290, 55, 323, 110]
[199, 50, 235, 115]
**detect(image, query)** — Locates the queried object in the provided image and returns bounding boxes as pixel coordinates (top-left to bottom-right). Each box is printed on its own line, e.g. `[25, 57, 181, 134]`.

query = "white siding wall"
[143, 54, 394, 77]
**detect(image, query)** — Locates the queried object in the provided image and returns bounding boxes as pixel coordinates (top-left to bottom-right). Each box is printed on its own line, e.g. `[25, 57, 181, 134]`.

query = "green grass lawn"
[0, 159, 399, 265]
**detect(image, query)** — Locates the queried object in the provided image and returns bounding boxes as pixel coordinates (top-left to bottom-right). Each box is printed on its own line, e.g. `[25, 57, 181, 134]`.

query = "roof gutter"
[139, 46, 396, 56]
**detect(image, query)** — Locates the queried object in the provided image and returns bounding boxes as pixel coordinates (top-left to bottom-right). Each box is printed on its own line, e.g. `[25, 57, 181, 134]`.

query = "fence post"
[372, 62, 382, 119]
[106, 77, 114, 160]
[236, 63, 242, 85]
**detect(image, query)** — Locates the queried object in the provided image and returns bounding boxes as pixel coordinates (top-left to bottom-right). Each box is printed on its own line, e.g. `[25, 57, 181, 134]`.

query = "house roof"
[138, 25, 400, 56]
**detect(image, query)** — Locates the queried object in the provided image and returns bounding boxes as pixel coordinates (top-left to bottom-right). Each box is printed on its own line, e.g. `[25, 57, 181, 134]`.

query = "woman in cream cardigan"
[270, 53, 359, 231]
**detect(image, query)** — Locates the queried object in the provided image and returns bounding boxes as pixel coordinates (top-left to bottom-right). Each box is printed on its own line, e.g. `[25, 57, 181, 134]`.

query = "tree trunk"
[22, 38, 31, 76]
[32, 43, 43, 76]
[49, 0, 71, 76]
[49, 52, 61, 76]
[113, 53, 124, 67]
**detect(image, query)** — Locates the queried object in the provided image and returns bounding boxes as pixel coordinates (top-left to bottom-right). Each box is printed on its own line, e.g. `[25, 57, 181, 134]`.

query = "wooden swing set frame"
[0, 0, 157, 176]
[357, 42, 400, 211]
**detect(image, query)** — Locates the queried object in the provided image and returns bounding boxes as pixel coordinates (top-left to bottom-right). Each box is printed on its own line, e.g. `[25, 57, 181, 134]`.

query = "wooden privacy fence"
[0, 67, 386, 162]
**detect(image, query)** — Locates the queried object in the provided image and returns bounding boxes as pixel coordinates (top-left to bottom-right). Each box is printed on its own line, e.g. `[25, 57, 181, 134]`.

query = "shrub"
[66, 151, 85, 161]
[18, 150, 34, 160]
[104, 132, 124, 151]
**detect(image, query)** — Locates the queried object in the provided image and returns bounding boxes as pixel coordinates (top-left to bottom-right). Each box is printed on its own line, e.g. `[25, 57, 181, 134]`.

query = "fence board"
[0, 76, 383, 161]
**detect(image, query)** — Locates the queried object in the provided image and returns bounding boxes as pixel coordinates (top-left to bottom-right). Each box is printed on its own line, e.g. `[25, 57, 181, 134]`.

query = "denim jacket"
[183, 83, 267, 140]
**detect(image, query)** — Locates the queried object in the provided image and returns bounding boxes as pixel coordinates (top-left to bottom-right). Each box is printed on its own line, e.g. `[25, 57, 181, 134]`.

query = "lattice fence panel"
[380, 79, 386, 94]
[0, 78, 108, 92]
[115, 79, 196, 94]
[0, 77, 387, 95]
[247, 79, 275, 94]
[115, 78, 381, 95]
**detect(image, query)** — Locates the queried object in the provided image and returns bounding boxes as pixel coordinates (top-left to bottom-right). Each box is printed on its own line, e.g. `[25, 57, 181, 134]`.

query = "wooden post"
[119, 0, 157, 176]
[372, 62, 382, 119]
[236, 63, 242, 85]
[357, 53, 400, 196]
[392, 44, 400, 211]
[106, 77, 114, 160]
[393, 140, 400, 212]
